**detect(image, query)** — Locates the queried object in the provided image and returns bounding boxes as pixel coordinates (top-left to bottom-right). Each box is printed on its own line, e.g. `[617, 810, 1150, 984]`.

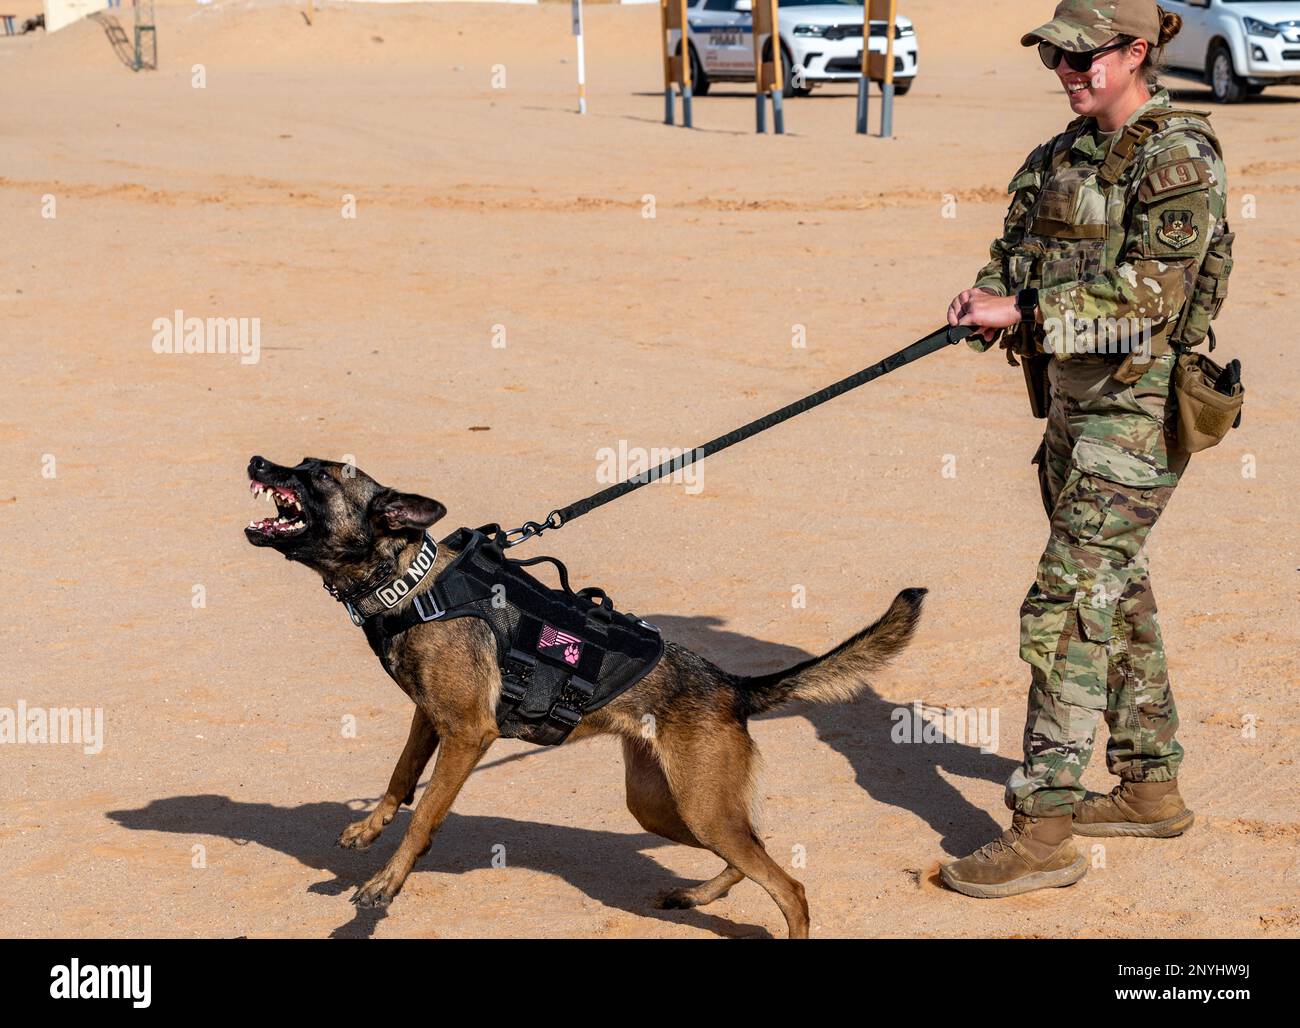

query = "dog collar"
[324, 533, 438, 625]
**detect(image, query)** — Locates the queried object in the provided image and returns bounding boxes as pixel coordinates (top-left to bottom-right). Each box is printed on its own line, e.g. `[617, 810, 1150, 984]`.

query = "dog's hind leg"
[662, 726, 811, 938]
[352, 729, 494, 909]
[656, 865, 746, 910]
[623, 737, 700, 847]
[623, 738, 745, 910]
[338, 708, 439, 851]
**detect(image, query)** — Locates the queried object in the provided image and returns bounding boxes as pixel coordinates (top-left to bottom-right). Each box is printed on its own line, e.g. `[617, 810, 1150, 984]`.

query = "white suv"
[1160, 0, 1300, 102]
[682, 0, 919, 98]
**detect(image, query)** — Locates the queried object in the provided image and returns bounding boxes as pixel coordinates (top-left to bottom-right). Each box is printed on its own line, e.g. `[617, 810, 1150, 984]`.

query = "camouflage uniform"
[970, 87, 1228, 818]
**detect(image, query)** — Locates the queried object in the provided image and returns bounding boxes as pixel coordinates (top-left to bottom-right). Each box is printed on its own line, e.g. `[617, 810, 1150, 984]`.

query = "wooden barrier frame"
[750, 0, 784, 134]
[855, 0, 898, 137]
[660, 0, 693, 128]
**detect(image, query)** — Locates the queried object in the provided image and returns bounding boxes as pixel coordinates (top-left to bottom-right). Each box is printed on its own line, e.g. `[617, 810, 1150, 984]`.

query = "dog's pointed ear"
[369, 489, 447, 534]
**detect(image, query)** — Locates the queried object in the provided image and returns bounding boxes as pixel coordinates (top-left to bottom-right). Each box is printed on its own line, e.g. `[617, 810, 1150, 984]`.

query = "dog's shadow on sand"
[108, 617, 1016, 938]
[105, 797, 773, 940]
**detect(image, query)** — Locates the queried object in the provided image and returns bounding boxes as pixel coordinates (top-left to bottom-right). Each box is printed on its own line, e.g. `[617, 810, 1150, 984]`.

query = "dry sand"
[1, 0, 1297, 938]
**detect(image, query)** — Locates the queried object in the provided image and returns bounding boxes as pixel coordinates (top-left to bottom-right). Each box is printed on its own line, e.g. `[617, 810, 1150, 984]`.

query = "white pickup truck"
[1160, 0, 1300, 101]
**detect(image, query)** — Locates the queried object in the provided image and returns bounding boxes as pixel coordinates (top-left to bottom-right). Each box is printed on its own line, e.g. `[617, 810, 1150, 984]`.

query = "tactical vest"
[1008, 106, 1234, 381]
[344, 527, 665, 747]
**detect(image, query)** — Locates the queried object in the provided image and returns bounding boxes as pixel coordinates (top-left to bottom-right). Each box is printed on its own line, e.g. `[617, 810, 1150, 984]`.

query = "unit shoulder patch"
[1143, 191, 1210, 258]
[1155, 208, 1200, 250]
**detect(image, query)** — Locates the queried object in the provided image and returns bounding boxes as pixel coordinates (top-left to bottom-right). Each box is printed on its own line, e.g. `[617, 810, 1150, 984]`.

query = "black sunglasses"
[1038, 39, 1130, 72]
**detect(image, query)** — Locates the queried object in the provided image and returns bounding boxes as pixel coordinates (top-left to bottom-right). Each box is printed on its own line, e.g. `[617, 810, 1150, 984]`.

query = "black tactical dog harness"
[328, 526, 663, 746]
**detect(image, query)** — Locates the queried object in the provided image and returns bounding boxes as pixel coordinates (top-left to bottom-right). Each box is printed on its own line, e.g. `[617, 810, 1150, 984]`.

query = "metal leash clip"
[501, 510, 565, 548]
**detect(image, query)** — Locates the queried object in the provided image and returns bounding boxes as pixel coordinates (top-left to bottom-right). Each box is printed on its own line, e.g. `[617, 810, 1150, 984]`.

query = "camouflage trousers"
[1006, 352, 1188, 818]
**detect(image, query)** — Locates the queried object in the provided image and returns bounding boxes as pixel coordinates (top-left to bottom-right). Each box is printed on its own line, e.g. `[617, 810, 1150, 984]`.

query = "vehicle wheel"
[1207, 42, 1247, 103]
[688, 43, 710, 96]
[776, 46, 811, 98]
[892, 77, 914, 96]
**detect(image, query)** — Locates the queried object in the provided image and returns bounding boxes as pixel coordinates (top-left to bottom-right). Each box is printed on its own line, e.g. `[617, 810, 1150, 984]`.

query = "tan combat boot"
[940, 813, 1086, 899]
[1072, 779, 1194, 838]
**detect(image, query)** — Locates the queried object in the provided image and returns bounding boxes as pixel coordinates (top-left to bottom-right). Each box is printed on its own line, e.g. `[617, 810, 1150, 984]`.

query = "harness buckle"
[411, 591, 444, 622]
[548, 676, 595, 729]
[500, 649, 537, 704]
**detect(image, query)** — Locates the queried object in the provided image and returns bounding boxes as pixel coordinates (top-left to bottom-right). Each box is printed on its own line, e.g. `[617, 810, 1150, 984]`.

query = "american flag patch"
[538, 623, 584, 667]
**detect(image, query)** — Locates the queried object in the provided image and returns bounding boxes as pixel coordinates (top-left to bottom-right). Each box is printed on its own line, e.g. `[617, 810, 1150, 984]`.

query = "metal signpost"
[659, 0, 693, 128]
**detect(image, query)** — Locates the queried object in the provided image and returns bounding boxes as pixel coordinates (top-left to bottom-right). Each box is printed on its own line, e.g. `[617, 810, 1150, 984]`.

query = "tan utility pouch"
[1173, 351, 1244, 453]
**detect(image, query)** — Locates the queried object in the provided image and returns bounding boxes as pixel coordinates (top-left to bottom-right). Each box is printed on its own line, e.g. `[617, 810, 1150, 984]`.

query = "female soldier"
[941, 0, 1229, 898]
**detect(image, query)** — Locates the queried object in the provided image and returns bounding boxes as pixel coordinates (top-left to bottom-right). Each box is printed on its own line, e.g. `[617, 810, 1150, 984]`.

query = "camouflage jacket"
[970, 89, 1228, 358]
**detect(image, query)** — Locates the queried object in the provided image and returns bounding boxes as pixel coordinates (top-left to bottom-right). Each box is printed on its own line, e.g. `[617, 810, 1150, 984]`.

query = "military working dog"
[244, 455, 925, 937]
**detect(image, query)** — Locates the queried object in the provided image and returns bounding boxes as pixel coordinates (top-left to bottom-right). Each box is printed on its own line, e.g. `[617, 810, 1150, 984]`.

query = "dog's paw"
[352, 865, 406, 909]
[653, 888, 700, 910]
[337, 817, 382, 851]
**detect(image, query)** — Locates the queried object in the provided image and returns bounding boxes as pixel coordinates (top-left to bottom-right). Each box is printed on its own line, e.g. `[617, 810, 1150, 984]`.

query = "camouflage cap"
[1021, 0, 1161, 51]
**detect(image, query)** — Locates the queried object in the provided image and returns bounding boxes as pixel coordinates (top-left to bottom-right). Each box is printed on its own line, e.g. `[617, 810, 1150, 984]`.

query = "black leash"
[502, 323, 974, 547]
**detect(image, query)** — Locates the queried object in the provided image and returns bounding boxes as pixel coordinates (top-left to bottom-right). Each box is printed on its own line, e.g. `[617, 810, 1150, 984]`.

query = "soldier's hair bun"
[1156, 8, 1183, 47]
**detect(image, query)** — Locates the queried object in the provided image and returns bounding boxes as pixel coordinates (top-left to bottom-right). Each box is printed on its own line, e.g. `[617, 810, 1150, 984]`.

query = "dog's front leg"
[338, 707, 439, 851]
[352, 730, 494, 908]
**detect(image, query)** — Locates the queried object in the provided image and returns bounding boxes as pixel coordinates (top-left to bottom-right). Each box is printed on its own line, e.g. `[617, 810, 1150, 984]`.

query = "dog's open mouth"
[246, 479, 310, 540]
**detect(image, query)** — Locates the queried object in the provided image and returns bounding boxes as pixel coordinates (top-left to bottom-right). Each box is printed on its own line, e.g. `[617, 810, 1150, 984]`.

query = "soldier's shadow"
[483, 612, 1018, 857]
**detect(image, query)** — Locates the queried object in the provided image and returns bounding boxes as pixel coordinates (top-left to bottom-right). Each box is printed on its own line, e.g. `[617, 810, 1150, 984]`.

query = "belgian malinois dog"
[244, 455, 925, 937]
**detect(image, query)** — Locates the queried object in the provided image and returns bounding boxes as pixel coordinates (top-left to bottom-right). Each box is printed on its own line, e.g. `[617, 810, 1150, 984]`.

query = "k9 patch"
[538, 623, 585, 667]
[1141, 157, 1208, 200]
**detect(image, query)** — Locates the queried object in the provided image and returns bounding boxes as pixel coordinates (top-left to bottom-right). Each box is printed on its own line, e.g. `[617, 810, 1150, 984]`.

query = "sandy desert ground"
[1, 0, 1298, 938]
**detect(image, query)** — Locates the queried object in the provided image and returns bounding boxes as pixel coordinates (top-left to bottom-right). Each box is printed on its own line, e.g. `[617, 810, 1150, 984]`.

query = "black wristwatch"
[1016, 287, 1039, 323]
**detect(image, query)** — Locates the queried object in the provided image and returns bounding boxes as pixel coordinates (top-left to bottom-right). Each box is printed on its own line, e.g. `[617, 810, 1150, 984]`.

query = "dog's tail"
[736, 588, 926, 717]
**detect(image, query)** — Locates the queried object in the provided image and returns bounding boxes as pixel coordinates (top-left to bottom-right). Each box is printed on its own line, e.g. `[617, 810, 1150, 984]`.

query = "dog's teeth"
[291, 520, 305, 529]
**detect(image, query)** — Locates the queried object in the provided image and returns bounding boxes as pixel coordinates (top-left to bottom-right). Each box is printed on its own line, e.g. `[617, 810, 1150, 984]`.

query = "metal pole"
[660, 0, 674, 125]
[573, 0, 587, 114]
[678, 0, 693, 129]
[855, 75, 869, 134]
[880, 0, 896, 138]
[771, 90, 785, 134]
